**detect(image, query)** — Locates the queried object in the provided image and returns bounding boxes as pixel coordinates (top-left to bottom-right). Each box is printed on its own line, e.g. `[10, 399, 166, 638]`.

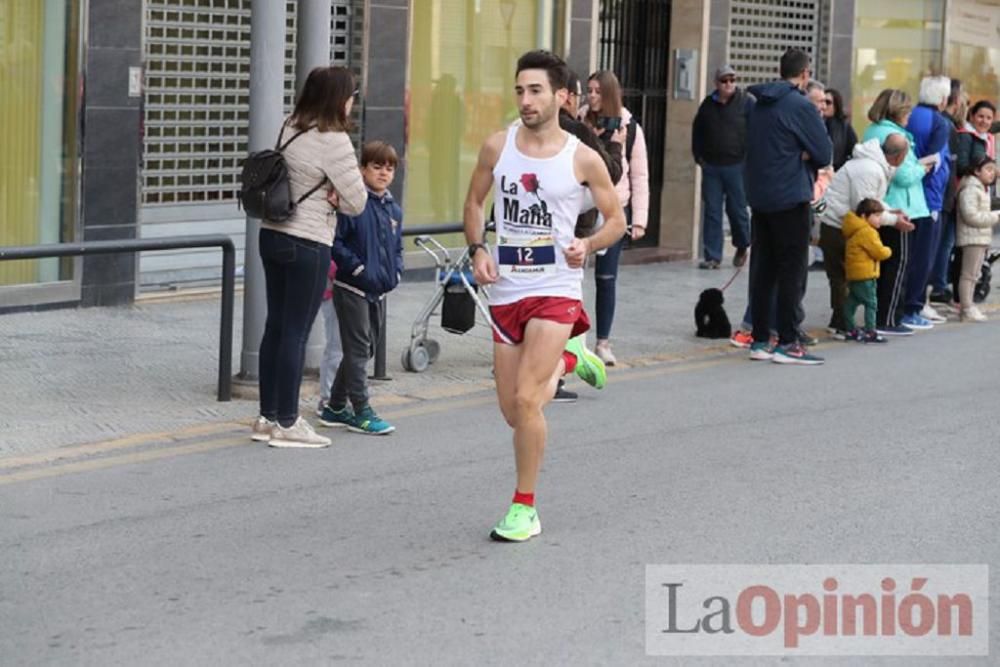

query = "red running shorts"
[488, 296, 590, 345]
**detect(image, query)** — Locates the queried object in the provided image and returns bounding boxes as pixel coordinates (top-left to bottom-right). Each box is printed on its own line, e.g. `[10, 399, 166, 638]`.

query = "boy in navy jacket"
[319, 141, 403, 435]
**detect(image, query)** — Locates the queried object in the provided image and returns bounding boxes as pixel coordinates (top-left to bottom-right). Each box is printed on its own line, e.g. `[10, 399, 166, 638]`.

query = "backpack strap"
[276, 120, 327, 204]
[625, 117, 638, 164]
[296, 178, 329, 205]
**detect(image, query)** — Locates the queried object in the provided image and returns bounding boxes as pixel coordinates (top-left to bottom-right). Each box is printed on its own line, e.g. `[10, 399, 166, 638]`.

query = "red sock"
[561, 350, 577, 375]
[513, 490, 535, 507]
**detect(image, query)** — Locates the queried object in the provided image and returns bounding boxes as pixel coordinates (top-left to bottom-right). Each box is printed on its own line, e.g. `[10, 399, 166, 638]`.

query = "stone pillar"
[362, 1, 409, 202]
[657, 0, 711, 261]
[80, 0, 143, 306]
[828, 0, 855, 103]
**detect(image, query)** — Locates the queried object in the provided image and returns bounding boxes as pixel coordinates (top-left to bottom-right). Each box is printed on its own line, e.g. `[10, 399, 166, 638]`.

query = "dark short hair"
[968, 99, 997, 119]
[291, 66, 355, 133]
[780, 48, 811, 80]
[361, 140, 398, 168]
[516, 50, 570, 92]
[855, 198, 885, 217]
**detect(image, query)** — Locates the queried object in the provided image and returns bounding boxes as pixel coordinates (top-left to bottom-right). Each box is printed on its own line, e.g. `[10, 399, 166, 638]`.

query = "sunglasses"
[718, 77, 736, 84]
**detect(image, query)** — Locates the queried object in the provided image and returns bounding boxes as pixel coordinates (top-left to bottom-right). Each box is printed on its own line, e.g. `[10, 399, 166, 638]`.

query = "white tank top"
[489, 124, 586, 305]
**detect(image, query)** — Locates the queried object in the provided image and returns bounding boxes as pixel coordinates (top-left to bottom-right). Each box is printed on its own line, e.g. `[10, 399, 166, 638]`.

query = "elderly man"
[818, 134, 914, 335]
[904, 75, 953, 326]
[692, 64, 755, 269]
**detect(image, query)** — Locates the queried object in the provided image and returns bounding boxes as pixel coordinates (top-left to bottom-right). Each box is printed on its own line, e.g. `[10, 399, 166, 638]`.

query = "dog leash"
[719, 264, 744, 293]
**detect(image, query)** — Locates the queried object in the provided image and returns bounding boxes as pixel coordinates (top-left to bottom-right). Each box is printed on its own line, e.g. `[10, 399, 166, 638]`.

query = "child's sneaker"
[845, 329, 861, 342]
[318, 405, 354, 428]
[861, 330, 887, 343]
[771, 343, 824, 365]
[748, 341, 773, 361]
[348, 406, 395, 435]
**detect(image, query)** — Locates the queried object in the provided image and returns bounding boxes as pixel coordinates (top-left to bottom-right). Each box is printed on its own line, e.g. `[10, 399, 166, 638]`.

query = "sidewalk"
[0, 257, 928, 456]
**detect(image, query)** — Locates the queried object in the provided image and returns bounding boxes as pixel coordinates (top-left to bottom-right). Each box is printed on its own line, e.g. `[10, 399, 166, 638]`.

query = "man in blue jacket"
[744, 48, 832, 365]
[320, 141, 404, 435]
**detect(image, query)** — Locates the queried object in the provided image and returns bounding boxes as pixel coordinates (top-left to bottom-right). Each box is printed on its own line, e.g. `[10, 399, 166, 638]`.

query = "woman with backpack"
[252, 66, 367, 448]
[580, 70, 649, 366]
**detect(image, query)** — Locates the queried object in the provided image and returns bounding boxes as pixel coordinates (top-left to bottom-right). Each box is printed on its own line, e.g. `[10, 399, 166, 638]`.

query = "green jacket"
[861, 120, 930, 219]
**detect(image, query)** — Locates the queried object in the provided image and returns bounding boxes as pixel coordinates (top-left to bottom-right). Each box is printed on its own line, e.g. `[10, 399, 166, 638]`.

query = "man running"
[464, 50, 627, 542]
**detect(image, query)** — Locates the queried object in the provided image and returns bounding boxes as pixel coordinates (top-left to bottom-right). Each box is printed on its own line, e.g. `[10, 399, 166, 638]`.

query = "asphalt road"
[2, 321, 999, 666]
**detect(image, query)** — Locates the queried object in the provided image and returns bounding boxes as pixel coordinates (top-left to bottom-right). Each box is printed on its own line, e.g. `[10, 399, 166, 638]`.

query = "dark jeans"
[818, 222, 847, 331]
[330, 289, 384, 411]
[258, 228, 330, 426]
[929, 209, 956, 293]
[594, 212, 629, 340]
[701, 163, 751, 262]
[876, 226, 909, 328]
[749, 204, 811, 345]
[903, 215, 938, 315]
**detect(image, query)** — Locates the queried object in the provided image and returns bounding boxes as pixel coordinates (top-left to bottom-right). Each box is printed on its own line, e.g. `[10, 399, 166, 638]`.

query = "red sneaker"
[729, 330, 753, 349]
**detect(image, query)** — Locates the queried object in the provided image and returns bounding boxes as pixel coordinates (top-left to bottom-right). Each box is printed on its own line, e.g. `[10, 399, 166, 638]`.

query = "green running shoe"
[564, 336, 606, 389]
[490, 502, 541, 542]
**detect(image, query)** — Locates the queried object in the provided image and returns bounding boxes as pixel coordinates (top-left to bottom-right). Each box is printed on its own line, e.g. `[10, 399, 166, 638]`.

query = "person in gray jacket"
[817, 135, 913, 335]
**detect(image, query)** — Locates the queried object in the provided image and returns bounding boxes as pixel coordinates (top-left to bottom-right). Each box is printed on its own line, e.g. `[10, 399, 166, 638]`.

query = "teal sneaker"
[490, 503, 541, 542]
[749, 341, 773, 361]
[318, 405, 354, 428]
[348, 406, 395, 435]
[771, 343, 824, 365]
[564, 336, 607, 389]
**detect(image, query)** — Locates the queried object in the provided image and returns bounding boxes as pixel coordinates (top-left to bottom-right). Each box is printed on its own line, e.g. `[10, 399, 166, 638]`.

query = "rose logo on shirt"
[520, 173, 541, 201]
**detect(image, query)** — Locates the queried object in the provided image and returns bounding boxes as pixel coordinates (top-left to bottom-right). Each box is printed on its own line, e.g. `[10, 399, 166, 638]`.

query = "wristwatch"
[468, 242, 487, 258]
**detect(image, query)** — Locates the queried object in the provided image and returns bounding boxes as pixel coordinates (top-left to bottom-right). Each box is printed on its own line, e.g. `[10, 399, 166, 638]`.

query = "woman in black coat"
[824, 88, 858, 170]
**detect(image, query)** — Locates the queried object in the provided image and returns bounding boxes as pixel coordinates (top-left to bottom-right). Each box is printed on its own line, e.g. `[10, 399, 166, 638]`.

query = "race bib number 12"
[497, 235, 557, 275]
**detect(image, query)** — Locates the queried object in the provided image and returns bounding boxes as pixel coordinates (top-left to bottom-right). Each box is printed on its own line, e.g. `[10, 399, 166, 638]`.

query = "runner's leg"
[511, 318, 573, 494]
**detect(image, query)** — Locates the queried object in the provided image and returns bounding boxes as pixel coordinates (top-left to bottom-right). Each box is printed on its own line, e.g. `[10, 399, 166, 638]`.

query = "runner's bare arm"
[576, 144, 627, 253]
[464, 132, 505, 284]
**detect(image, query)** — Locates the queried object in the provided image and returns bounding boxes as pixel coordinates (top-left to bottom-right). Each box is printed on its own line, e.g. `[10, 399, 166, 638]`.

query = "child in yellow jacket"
[843, 199, 893, 343]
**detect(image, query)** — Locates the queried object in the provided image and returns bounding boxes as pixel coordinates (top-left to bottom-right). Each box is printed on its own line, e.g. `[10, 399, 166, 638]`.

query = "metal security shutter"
[139, 0, 362, 291]
[728, 0, 820, 86]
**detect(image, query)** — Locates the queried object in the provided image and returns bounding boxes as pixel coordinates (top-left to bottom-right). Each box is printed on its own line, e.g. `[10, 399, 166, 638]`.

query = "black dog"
[695, 288, 732, 339]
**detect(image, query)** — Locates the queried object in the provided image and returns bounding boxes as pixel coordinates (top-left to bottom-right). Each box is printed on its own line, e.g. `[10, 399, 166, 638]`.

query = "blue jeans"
[258, 228, 330, 426]
[701, 163, 751, 263]
[929, 209, 955, 292]
[595, 234, 626, 340]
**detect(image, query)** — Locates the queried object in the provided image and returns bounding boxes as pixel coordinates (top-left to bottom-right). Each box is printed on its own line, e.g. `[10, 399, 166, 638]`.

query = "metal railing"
[0, 235, 236, 402]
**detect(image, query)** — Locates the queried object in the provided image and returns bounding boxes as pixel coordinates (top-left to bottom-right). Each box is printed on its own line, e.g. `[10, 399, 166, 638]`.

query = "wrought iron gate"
[598, 0, 671, 247]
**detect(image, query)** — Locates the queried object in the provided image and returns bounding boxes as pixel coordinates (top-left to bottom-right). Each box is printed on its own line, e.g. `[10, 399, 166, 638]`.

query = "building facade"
[3, 0, 999, 310]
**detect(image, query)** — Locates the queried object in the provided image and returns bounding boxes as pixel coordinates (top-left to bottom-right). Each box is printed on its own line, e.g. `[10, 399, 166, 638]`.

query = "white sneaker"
[268, 417, 332, 448]
[961, 306, 988, 322]
[595, 341, 617, 366]
[250, 416, 274, 442]
[920, 304, 947, 323]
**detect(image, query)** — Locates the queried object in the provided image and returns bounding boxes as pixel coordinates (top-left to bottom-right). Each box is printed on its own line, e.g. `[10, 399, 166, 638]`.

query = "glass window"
[946, 0, 1000, 106]
[0, 0, 80, 287]
[406, 1, 553, 229]
[851, 0, 944, 136]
